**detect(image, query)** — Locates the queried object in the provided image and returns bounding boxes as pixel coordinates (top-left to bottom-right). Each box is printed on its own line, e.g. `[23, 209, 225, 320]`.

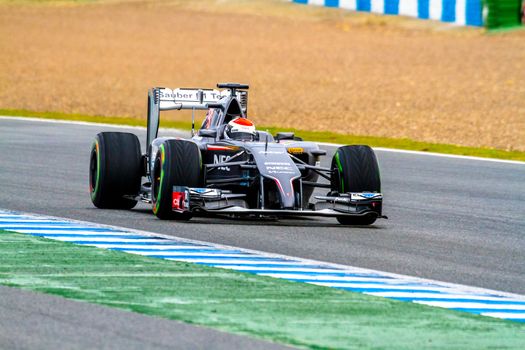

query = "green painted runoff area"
[1, 230, 524, 349]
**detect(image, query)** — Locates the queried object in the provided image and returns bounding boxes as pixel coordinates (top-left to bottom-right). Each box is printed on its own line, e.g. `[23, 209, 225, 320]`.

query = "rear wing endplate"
[147, 87, 247, 148]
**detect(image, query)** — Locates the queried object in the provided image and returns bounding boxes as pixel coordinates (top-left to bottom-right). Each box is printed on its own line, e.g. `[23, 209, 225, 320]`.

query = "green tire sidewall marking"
[335, 151, 344, 193]
[90, 139, 100, 201]
[153, 144, 165, 214]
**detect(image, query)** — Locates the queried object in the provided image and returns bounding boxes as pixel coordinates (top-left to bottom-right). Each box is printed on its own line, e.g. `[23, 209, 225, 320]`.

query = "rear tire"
[151, 139, 203, 220]
[331, 145, 381, 225]
[89, 132, 142, 209]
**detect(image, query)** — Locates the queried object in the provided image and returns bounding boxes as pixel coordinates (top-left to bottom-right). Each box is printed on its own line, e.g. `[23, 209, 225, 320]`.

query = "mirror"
[275, 132, 295, 141]
[198, 129, 217, 138]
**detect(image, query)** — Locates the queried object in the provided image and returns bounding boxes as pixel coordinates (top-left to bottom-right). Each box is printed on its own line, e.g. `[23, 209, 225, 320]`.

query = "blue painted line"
[0, 221, 70, 225]
[78, 240, 206, 246]
[391, 297, 525, 305]
[291, 0, 483, 27]
[357, 0, 371, 12]
[71, 240, 181, 245]
[338, 287, 457, 294]
[384, 0, 399, 15]
[374, 292, 500, 298]
[47, 235, 167, 245]
[110, 248, 247, 253]
[466, 0, 482, 26]
[242, 269, 390, 277]
[29, 234, 153, 239]
[156, 255, 290, 261]
[143, 255, 289, 263]
[202, 263, 328, 269]
[325, 0, 339, 7]
[285, 278, 442, 287]
[451, 308, 525, 315]
[418, 0, 429, 19]
[441, 0, 456, 22]
[6, 227, 122, 232]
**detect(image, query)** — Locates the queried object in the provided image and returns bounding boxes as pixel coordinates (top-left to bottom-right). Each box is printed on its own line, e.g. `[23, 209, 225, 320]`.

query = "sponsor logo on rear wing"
[157, 88, 247, 111]
[157, 88, 223, 110]
[159, 88, 223, 103]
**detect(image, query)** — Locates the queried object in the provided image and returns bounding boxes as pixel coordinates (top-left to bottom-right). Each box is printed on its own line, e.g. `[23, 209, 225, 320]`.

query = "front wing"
[171, 187, 385, 219]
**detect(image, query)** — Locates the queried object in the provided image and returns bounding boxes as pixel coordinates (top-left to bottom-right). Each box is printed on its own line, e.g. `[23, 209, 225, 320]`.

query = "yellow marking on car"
[287, 147, 304, 154]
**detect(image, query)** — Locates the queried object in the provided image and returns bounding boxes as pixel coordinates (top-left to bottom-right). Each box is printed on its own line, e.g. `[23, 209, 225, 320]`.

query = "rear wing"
[147, 85, 248, 148]
[156, 88, 225, 110]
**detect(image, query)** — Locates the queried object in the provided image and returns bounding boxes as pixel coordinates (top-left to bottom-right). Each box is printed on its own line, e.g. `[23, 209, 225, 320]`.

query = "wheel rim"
[152, 156, 161, 204]
[89, 147, 98, 195]
[330, 156, 342, 193]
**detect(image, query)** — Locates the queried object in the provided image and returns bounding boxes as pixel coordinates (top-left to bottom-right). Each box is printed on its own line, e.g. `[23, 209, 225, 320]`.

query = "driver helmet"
[225, 118, 256, 141]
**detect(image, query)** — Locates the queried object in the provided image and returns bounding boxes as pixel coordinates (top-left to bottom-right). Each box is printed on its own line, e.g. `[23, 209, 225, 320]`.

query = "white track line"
[1, 115, 523, 165]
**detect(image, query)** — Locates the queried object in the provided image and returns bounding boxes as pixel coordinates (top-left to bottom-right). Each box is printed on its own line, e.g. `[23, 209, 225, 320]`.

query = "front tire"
[89, 132, 142, 209]
[331, 145, 381, 225]
[151, 139, 203, 220]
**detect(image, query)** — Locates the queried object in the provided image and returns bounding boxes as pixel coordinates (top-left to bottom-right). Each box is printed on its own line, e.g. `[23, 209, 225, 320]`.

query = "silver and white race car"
[89, 83, 385, 225]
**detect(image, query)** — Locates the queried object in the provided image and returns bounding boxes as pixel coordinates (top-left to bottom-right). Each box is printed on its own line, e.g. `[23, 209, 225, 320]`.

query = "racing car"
[89, 83, 385, 225]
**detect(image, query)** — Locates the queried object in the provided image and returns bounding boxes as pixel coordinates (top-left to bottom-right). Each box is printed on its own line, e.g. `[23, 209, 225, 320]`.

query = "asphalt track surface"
[0, 285, 293, 350]
[1, 118, 524, 346]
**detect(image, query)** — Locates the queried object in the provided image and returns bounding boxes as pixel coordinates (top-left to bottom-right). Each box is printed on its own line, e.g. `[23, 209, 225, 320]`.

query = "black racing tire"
[89, 132, 142, 209]
[337, 213, 377, 226]
[330, 145, 381, 225]
[151, 139, 203, 220]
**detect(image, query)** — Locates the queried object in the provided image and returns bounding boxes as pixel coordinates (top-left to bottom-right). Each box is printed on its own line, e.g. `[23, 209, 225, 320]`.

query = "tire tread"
[90, 132, 142, 209]
[152, 140, 202, 220]
[331, 145, 381, 225]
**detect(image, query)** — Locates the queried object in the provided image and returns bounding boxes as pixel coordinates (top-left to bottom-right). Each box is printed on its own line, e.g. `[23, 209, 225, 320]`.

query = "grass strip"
[2, 108, 524, 162]
[1, 230, 524, 349]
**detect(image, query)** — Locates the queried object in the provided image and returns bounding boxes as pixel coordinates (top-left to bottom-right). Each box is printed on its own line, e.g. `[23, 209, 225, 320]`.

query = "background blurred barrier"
[485, 0, 523, 29]
[291, 0, 525, 28]
[292, 0, 483, 26]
